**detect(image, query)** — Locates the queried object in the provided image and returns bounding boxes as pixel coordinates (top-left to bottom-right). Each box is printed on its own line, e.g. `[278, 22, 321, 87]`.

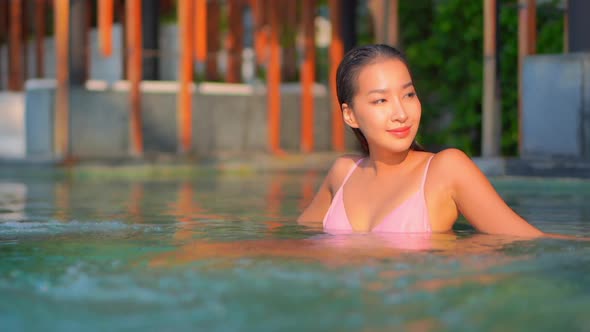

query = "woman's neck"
[365, 149, 414, 176]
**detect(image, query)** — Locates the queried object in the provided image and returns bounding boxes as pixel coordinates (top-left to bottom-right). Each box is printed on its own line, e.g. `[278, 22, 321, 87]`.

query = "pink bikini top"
[323, 156, 434, 234]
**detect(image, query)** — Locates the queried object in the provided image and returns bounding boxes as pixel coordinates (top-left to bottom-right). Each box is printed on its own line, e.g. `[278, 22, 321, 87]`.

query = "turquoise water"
[0, 169, 589, 331]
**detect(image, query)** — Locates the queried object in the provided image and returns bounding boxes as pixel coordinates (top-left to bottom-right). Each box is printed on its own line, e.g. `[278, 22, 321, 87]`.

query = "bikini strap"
[420, 155, 435, 189]
[340, 158, 364, 188]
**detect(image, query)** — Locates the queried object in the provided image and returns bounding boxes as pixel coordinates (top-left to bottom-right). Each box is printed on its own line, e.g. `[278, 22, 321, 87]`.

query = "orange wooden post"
[388, 0, 399, 46]
[194, 0, 207, 62]
[527, 1, 537, 54]
[300, 0, 316, 153]
[267, 0, 281, 153]
[517, 0, 536, 154]
[8, 0, 23, 90]
[0, 1, 7, 89]
[226, 0, 244, 83]
[178, 0, 194, 153]
[251, 0, 268, 66]
[205, 0, 220, 81]
[126, 0, 143, 157]
[35, 0, 46, 78]
[54, 0, 70, 158]
[21, 0, 30, 80]
[329, 0, 345, 151]
[482, 0, 501, 157]
[98, 0, 114, 56]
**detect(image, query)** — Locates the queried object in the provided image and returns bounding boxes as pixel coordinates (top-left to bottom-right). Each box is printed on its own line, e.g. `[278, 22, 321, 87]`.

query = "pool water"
[0, 169, 589, 331]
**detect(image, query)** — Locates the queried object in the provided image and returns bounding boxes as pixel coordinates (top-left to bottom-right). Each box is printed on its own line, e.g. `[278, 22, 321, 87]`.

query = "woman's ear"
[342, 103, 359, 128]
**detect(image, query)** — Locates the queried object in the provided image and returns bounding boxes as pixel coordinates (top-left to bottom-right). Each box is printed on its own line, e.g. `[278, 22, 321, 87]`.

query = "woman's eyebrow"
[402, 81, 414, 89]
[367, 81, 413, 94]
[367, 88, 389, 94]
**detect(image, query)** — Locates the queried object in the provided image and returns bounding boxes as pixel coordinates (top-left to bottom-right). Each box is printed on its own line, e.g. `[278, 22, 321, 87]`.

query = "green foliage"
[398, 0, 564, 156]
[400, 0, 483, 155]
[498, 1, 519, 156]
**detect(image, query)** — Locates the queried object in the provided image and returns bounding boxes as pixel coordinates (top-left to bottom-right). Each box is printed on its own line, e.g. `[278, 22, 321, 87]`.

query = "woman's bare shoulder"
[429, 148, 473, 170]
[326, 154, 365, 189]
[331, 154, 364, 168]
[428, 148, 496, 199]
[426, 148, 478, 185]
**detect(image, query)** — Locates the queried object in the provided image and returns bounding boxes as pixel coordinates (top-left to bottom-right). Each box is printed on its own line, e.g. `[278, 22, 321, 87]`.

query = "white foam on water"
[0, 219, 135, 236]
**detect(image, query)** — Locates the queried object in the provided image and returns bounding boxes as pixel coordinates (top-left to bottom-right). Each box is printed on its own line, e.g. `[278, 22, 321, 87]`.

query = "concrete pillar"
[568, 0, 590, 52]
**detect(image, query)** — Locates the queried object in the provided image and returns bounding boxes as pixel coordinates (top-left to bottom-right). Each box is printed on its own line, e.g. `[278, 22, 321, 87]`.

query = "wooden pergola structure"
[0, 0, 577, 159]
[0, 0, 347, 158]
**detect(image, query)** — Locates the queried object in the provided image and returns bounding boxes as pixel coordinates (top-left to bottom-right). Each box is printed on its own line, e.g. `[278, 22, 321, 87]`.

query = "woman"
[298, 44, 552, 237]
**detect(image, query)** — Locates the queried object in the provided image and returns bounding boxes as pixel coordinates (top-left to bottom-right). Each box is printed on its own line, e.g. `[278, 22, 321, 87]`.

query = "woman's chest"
[343, 177, 423, 231]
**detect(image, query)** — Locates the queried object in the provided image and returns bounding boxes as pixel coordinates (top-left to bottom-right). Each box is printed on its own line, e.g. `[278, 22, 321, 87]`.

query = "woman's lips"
[387, 126, 411, 138]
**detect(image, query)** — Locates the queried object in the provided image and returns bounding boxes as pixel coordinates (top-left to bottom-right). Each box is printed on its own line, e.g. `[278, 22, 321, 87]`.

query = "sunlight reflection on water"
[0, 172, 589, 331]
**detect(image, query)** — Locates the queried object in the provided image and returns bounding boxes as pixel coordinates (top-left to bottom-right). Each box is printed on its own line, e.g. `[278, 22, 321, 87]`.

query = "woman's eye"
[406, 92, 417, 98]
[371, 99, 386, 104]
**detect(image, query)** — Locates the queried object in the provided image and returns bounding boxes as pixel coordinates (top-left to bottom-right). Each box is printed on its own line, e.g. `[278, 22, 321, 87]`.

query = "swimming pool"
[1, 168, 589, 331]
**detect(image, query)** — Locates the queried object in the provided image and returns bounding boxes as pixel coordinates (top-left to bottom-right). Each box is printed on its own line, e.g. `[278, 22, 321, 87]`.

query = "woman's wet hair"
[335, 44, 424, 154]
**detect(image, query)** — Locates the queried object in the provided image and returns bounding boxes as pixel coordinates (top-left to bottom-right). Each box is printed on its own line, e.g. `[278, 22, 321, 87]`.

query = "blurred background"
[0, 0, 588, 164]
[2, 5, 590, 330]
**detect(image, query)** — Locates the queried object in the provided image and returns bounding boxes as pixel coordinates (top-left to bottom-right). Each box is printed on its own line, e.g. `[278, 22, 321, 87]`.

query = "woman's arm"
[296, 174, 333, 224]
[440, 149, 544, 237]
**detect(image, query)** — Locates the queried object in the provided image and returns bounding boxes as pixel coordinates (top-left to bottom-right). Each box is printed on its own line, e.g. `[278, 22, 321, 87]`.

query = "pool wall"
[522, 53, 590, 160]
[25, 80, 357, 160]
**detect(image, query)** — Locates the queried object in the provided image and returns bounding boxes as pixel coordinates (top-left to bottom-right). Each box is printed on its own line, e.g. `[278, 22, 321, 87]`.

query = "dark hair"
[335, 44, 424, 155]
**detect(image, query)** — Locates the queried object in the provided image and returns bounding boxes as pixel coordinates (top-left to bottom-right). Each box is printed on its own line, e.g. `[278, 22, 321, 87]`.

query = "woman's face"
[342, 58, 421, 154]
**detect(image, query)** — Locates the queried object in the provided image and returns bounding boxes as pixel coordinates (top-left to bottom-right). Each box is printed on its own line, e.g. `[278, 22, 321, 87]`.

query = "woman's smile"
[387, 125, 411, 138]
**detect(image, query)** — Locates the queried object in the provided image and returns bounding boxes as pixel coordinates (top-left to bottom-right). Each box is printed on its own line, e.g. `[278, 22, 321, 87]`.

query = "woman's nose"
[390, 100, 408, 122]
